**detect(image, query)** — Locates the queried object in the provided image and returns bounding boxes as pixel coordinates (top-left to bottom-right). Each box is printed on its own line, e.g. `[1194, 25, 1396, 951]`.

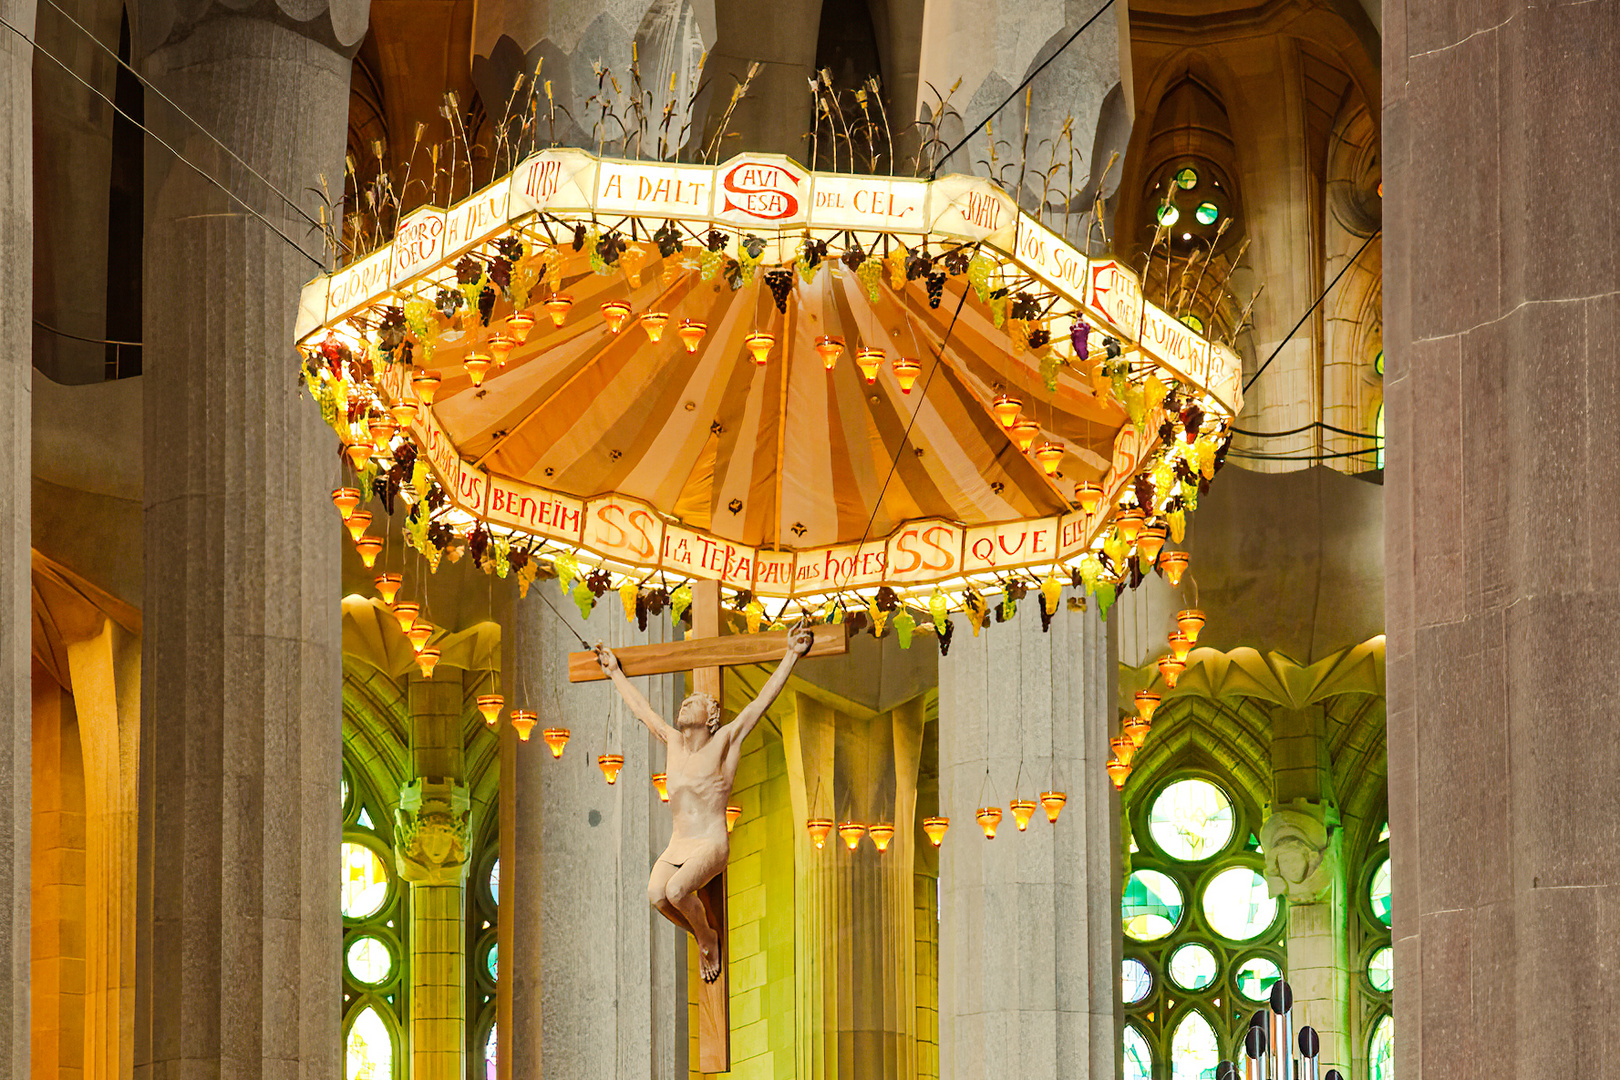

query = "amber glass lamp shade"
[1168, 630, 1193, 662]
[893, 356, 922, 393]
[344, 441, 373, 468]
[651, 772, 669, 802]
[1176, 609, 1207, 644]
[1159, 550, 1190, 586]
[509, 710, 538, 742]
[1157, 656, 1186, 689]
[806, 818, 834, 849]
[1117, 508, 1146, 541]
[868, 823, 895, 852]
[463, 353, 492, 387]
[598, 754, 625, 784]
[838, 821, 867, 851]
[415, 646, 441, 677]
[976, 806, 1003, 839]
[1011, 419, 1041, 452]
[1010, 798, 1038, 831]
[1123, 714, 1151, 749]
[354, 536, 384, 568]
[677, 319, 707, 353]
[487, 333, 516, 367]
[1111, 735, 1136, 767]
[406, 620, 434, 653]
[506, 309, 537, 343]
[991, 394, 1022, 428]
[541, 727, 569, 757]
[342, 506, 369, 540]
[331, 487, 362, 519]
[1134, 690, 1162, 725]
[1076, 482, 1104, 514]
[389, 401, 418, 428]
[476, 694, 503, 726]
[390, 601, 420, 633]
[1034, 441, 1065, 475]
[1106, 758, 1132, 790]
[374, 573, 402, 603]
[1039, 791, 1067, 823]
[855, 347, 884, 383]
[726, 805, 743, 832]
[1136, 525, 1167, 564]
[543, 294, 575, 327]
[640, 312, 670, 342]
[815, 335, 844, 369]
[367, 416, 397, 452]
[922, 816, 950, 847]
[411, 369, 442, 405]
[600, 300, 632, 333]
[744, 331, 775, 365]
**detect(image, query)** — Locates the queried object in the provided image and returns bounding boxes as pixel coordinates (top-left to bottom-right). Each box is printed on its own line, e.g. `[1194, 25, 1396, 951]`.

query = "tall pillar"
[397, 673, 473, 1080]
[1385, 5, 1620, 1080]
[782, 692, 926, 1080]
[0, 0, 33, 1074]
[936, 604, 1117, 1080]
[505, 592, 677, 1078]
[134, 2, 364, 1076]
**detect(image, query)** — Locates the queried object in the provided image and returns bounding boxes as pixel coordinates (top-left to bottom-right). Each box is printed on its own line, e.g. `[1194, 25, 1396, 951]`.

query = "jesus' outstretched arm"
[723, 627, 814, 748]
[594, 643, 676, 743]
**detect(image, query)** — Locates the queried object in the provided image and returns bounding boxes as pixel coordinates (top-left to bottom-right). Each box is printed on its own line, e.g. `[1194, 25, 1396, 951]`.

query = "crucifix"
[568, 579, 847, 1073]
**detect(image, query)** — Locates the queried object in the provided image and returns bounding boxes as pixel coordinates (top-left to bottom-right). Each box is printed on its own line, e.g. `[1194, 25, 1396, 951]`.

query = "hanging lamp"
[598, 754, 625, 784]
[1106, 758, 1132, 789]
[815, 335, 844, 369]
[922, 816, 951, 847]
[1176, 609, 1207, 644]
[640, 312, 670, 342]
[541, 727, 570, 757]
[506, 309, 537, 343]
[388, 401, 418, 427]
[487, 333, 516, 367]
[463, 353, 492, 387]
[868, 823, 895, 852]
[406, 619, 434, 653]
[1111, 735, 1137, 767]
[344, 509, 372, 542]
[726, 805, 743, 832]
[991, 394, 1022, 428]
[651, 772, 669, 802]
[476, 694, 503, 726]
[1157, 656, 1186, 689]
[1134, 690, 1162, 725]
[806, 818, 834, 849]
[1136, 525, 1167, 564]
[331, 487, 362, 519]
[415, 646, 441, 677]
[1039, 791, 1067, 823]
[1009, 798, 1038, 831]
[1118, 508, 1146, 541]
[1076, 482, 1104, 514]
[976, 806, 1003, 839]
[509, 710, 538, 742]
[1159, 550, 1190, 586]
[1034, 441, 1065, 475]
[1123, 714, 1150, 749]
[1011, 419, 1041, 452]
[855, 347, 884, 383]
[354, 536, 383, 568]
[543, 294, 574, 327]
[677, 319, 707, 352]
[838, 821, 867, 851]
[1169, 630, 1192, 663]
[893, 356, 922, 393]
[744, 331, 775, 365]
[411, 369, 441, 405]
[374, 573, 402, 603]
[600, 300, 632, 333]
[390, 601, 420, 633]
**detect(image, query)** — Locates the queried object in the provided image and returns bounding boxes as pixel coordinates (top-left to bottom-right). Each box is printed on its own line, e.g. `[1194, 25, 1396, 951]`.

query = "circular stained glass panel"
[1235, 956, 1281, 1001]
[1148, 779, 1235, 861]
[1171, 1011, 1220, 1080]
[1168, 943, 1219, 990]
[1123, 1024, 1153, 1080]
[1202, 867, 1278, 941]
[486, 942, 498, 981]
[346, 1006, 393, 1080]
[1368, 945, 1393, 992]
[1124, 869, 1184, 942]
[346, 936, 392, 985]
[1195, 202, 1219, 226]
[1369, 858, 1392, 926]
[1122, 958, 1152, 1004]
[1175, 167, 1199, 190]
[341, 842, 389, 920]
[1157, 204, 1181, 227]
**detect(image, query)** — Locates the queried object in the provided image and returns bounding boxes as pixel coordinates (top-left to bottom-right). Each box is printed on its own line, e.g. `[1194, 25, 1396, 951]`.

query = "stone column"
[782, 692, 927, 1080]
[134, 2, 364, 1076]
[0, 0, 31, 1075]
[505, 591, 677, 1078]
[398, 673, 474, 1080]
[1384, 5, 1620, 1080]
[936, 604, 1117, 1080]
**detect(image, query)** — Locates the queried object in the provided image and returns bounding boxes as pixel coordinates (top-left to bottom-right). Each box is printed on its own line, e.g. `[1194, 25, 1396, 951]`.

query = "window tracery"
[343, 759, 407, 1080]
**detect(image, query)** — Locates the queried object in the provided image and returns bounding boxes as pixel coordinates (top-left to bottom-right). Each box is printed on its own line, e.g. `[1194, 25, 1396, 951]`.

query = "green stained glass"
[1202, 867, 1278, 941]
[341, 842, 389, 920]
[358, 808, 374, 829]
[346, 1006, 393, 1080]
[486, 942, 498, 981]
[1123, 958, 1152, 1004]
[1374, 349, 1385, 375]
[346, 935, 392, 985]
[1148, 779, 1235, 861]
[1235, 956, 1280, 1001]
[1124, 869, 1184, 942]
[1168, 943, 1218, 991]
[1180, 314, 1205, 334]
[1175, 167, 1199, 190]
[1378, 821, 1390, 841]
[1368, 945, 1393, 991]
[1369, 1015, 1394, 1080]
[1370, 858, 1392, 925]
[1171, 1011, 1220, 1079]
[1157, 204, 1181, 227]
[1124, 1024, 1154, 1080]
[1195, 203, 1219, 225]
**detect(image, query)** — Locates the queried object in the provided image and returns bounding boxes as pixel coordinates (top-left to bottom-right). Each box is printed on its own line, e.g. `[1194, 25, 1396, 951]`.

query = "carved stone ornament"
[1259, 802, 1336, 903]
[395, 778, 472, 885]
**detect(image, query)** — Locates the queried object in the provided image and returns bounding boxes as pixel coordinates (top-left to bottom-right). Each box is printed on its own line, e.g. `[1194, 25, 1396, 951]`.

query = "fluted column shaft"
[136, 16, 349, 1080]
[936, 605, 1117, 1080]
[0, 0, 33, 1075]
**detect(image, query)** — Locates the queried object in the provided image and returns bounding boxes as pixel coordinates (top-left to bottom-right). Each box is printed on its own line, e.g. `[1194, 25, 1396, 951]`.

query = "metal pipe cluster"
[1216, 981, 1344, 1080]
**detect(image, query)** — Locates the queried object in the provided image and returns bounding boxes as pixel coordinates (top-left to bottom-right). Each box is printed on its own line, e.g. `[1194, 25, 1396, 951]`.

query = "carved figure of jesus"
[593, 627, 813, 982]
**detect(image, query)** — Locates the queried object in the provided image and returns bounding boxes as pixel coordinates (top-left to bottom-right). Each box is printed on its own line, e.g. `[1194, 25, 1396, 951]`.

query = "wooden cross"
[568, 580, 846, 1073]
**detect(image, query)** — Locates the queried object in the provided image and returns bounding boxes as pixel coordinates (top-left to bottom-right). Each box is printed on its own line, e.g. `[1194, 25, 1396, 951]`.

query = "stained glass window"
[1148, 780, 1235, 861]
[1194, 203, 1219, 225]
[1170, 1011, 1220, 1079]
[1168, 944, 1218, 990]
[1202, 867, 1278, 941]
[1180, 314, 1205, 334]
[1377, 820, 1389, 842]
[489, 858, 500, 904]
[484, 1024, 499, 1080]
[1369, 1015, 1394, 1080]
[1124, 870, 1184, 942]
[1174, 167, 1199, 190]
[1368, 946, 1393, 992]
[346, 1006, 393, 1080]
[1369, 858, 1392, 926]
[346, 936, 392, 985]
[1375, 404, 1385, 470]
[1124, 1024, 1154, 1080]
[486, 943, 498, 981]
[1157, 204, 1181, 227]
[1123, 958, 1153, 1004]
[341, 842, 389, 920]
[1235, 956, 1281, 1002]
